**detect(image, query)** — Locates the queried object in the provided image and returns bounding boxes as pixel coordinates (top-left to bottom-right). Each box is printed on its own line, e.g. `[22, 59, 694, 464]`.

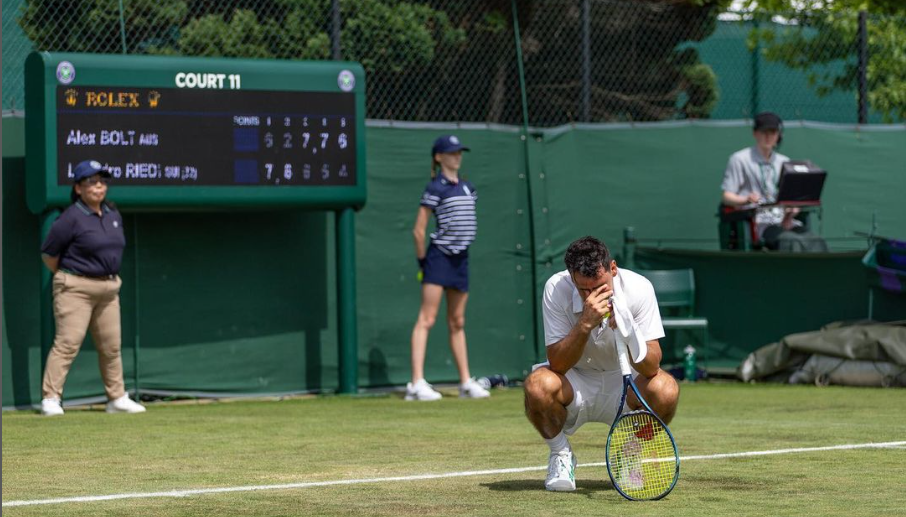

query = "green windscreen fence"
[354, 125, 537, 388]
[520, 122, 906, 371]
[632, 248, 875, 371]
[122, 211, 339, 394]
[534, 122, 906, 253]
[4, 118, 905, 407]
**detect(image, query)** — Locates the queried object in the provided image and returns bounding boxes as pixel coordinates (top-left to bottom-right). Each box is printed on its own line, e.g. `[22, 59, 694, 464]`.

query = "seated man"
[523, 236, 679, 492]
[721, 112, 827, 252]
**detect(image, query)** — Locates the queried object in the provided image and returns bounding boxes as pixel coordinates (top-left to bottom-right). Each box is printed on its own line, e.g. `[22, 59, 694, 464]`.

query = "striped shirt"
[420, 175, 477, 255]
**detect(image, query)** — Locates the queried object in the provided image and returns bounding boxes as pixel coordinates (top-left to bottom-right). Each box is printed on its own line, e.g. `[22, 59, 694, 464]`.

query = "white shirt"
[721, 146, 797, 238]
[542, 268, 664, 372]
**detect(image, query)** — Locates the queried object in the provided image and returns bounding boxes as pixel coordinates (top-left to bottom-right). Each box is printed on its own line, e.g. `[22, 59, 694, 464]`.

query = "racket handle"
[616, 337, 633, 376]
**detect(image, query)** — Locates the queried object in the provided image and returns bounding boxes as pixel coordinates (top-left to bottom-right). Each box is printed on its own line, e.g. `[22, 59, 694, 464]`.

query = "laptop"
[775, 160, 827, 205]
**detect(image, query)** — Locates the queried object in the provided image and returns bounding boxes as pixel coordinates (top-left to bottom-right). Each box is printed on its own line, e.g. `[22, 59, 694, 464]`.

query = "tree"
[742, 0, 906, 122]
[18, 0, 732, 124]
[18, 0, 189, 54]
[18, 0, 465, 120]
[512, 0, 731, 124]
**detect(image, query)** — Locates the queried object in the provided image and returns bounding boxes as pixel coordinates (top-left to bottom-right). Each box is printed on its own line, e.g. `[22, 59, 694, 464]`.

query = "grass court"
[3, 383, 905, 516]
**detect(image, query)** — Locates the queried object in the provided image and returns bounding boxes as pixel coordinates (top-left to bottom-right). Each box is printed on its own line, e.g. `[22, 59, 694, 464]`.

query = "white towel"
[611, 277, 647, 364]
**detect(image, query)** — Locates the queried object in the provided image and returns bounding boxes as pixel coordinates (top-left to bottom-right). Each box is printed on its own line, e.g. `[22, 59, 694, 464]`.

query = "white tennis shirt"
[542, 268, 664, 372]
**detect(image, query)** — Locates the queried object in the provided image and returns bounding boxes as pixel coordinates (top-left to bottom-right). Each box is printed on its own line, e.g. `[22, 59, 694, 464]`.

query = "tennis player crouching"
[523, 236, 679, 491]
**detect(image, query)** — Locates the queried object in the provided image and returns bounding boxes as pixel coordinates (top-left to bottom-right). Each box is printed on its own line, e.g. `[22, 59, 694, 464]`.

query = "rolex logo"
[65, 89, 78, 106]
[148, 91, 161, 108]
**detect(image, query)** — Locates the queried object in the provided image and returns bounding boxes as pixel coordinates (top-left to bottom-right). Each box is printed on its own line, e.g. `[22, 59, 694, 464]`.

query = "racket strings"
[607, 411, 678, 500]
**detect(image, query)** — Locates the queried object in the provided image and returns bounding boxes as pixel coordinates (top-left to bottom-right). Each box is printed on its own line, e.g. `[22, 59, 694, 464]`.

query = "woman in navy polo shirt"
[38, 160, 145, 416]
[406, 135, 490, 401]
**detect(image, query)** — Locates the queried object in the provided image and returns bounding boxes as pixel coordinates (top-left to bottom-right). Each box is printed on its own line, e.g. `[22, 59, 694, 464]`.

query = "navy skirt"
[422, 244, 469, 292]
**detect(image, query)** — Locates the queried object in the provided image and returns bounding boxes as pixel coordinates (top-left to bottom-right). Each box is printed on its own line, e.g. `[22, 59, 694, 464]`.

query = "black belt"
[60, 269, 116, 280]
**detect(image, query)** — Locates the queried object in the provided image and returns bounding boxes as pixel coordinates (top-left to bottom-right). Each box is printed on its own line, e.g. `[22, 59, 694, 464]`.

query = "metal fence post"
[117, 0, 128, 53]
[750, 19, 760, 117]
[331, 0, 342, 60]
[857, 10, 868, 124]
[512, 0, 541, 362]
[622, 227, 637, 269]
[581, 0, 591, 122]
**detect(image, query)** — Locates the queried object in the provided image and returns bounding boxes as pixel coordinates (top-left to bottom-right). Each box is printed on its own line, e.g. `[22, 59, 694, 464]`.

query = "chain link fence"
[709, 9, 902, 124]
[3, 0, 904, 124]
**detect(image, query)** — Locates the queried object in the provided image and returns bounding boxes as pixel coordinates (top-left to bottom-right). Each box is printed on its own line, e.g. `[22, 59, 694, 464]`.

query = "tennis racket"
[605, 335, 680, 501]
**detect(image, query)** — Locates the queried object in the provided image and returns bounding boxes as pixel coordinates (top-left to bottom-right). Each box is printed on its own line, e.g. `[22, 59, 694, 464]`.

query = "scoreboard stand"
[26, 52, 366, 395]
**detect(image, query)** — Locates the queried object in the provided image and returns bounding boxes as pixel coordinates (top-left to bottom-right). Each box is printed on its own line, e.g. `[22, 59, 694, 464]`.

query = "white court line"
[3, 440, 904, 508]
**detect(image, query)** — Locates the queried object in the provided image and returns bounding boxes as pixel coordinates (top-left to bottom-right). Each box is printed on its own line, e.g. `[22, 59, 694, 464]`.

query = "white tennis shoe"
[405, 379, 442, 401]
[545, 449, 577, 492]
[459, 378, 491, 398]
[106, 394, 146, 414]
[41, 398, 64, 417]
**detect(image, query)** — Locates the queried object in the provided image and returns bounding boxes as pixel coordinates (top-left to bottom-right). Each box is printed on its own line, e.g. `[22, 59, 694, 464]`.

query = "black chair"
[717, 204, 759, 251]
[718, 203, 816, 251]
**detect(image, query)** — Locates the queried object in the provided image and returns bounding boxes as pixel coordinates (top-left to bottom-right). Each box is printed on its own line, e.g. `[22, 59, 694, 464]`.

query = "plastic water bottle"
[683, 345, 697, 382]
[477, 374, 508, 390]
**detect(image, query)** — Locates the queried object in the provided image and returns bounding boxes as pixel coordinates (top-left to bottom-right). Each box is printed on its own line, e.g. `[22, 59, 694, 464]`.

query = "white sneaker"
[459, 378, 491, 399]
[404, 379, 442, 401]
[41, 398, 64, 417]
[106, 394, 146, 414]
[545, 449, 577, 492]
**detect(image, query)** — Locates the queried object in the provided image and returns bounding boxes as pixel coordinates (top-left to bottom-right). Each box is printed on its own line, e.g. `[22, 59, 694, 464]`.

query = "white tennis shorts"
[534, 364, 636, 436]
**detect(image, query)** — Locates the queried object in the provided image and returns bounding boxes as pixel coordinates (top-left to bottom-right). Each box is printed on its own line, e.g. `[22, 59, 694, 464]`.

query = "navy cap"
[431, 135, 470, 156]
[72, 160, 111, 182]
[754, 112, 782, 131]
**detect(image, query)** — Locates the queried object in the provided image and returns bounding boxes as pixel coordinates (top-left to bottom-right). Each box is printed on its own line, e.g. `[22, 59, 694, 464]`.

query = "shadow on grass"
[481, 478, 614, 494]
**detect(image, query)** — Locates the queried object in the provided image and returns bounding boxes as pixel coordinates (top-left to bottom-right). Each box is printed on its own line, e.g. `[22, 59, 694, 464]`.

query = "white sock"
[545, 432, 570, 455]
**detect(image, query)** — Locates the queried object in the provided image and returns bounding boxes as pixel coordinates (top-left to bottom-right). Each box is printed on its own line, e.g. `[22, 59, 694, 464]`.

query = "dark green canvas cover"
[738, 321, 906, 386]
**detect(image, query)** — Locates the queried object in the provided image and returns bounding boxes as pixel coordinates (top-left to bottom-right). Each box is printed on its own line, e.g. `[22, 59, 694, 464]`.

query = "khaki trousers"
[42, 271, 125, 401]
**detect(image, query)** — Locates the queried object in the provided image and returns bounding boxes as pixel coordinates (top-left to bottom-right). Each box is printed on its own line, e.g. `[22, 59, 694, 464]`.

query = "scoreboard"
[25, 52, 366, 212]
